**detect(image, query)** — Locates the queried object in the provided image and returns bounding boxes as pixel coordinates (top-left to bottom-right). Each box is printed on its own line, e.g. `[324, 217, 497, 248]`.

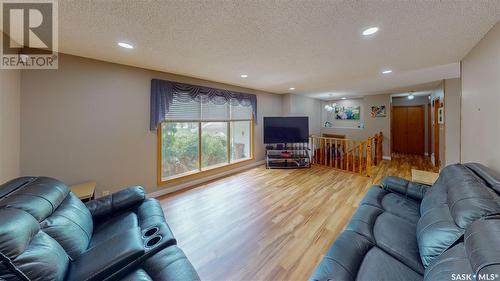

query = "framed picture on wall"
[335, 105, 360, 120]
[371, 105, 386, 117]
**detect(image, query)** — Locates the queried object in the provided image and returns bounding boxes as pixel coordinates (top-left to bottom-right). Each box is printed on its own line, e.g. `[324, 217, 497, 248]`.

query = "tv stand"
[265, 146, 310, 169]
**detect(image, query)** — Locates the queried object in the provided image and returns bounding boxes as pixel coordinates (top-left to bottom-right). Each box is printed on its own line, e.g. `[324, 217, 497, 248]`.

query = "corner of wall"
[0, 69, 21, 183]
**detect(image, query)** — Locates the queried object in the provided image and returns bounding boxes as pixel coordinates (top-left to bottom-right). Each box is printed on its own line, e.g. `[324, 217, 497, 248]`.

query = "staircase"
[309, 132, 383, 177]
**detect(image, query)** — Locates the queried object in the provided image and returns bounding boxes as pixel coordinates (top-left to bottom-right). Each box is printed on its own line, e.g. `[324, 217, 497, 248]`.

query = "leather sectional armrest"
[66, 228, 145, 281]
[381, 176, 429, 201]
[85, 186, 145, 221]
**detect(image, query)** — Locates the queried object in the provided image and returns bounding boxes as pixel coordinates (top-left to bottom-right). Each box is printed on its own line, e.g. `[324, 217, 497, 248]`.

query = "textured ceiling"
[56, 0, 499, 98]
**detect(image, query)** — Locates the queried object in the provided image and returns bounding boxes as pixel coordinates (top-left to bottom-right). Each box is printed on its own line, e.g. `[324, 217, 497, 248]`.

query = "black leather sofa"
[0, 177, 200, 281]
[310, 163, 500, 281]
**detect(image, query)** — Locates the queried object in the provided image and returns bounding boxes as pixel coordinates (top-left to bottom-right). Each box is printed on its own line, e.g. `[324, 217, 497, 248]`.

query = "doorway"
[392, 105, 425, 155]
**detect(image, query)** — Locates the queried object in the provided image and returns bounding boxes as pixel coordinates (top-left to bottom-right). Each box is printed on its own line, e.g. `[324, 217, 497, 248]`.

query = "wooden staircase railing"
[309, 132, 383, 177]
[373, 132, 383, 165]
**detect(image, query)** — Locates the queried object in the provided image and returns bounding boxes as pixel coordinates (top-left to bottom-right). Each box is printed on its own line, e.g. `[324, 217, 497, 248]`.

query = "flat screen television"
[264, 117, 309, 144]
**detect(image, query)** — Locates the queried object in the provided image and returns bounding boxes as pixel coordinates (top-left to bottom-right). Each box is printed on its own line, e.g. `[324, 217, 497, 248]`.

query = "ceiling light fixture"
[408, 94, 415, 100]
[289, 87, 295, 90]
[382, 70, 392, 74]
[240, 74, 248, 78]
[324, 103, 337, 112]
[341, 97, 347, 100]
[117, 42, 134, 49]
[362, 27, 379, 36]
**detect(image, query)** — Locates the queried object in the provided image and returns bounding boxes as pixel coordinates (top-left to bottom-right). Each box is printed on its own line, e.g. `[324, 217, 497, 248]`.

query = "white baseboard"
[382, 156, 392, 160]
[147, 160, 266, 198]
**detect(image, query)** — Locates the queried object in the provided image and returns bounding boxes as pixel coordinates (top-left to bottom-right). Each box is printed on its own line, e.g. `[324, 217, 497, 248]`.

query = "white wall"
[0, 70, 21, 184]
[282, 94, 322, 135]
[322, 94, 391, 158]
[461, 21, 500, 172]
[20, 54, 283, 195]
[323, 98, 364, 130]
[444, 78, 461, 166]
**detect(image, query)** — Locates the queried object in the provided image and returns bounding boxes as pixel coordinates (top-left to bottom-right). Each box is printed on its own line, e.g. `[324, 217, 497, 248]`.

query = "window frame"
[157, 115, 254, 185]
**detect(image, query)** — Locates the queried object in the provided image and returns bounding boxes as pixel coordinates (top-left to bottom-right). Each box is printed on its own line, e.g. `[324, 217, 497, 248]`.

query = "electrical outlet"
[102, 190, 110, 196]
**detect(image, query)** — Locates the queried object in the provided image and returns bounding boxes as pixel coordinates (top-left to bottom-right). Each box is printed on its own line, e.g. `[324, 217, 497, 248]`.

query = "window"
[158, 96, 253, 182]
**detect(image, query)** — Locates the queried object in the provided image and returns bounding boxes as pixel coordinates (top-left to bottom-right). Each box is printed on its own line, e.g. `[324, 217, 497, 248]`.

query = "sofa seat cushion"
[356, 248, 422, 281]
[309, 230, 422, 281]
[119, 246, 200, 281]
[360, 186, 420, 223]
[346, 205, 424, 274]
[372, 213, 424, 274]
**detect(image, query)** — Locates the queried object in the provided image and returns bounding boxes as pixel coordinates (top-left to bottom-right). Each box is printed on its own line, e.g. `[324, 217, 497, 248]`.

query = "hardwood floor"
[159, 154, 436, 281]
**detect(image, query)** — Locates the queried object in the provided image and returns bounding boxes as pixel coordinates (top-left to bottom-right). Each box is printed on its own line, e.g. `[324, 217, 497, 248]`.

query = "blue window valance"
[150, 79, 257, 131]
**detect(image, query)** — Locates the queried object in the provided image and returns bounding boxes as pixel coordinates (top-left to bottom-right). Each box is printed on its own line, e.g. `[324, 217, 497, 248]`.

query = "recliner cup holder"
[145, 235, 162, 248]
[143, 226, 159, 238]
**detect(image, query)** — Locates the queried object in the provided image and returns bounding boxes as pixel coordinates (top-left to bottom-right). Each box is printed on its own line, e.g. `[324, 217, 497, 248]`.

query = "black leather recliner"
[310, 163, 500, 281]
[0, 177, 200, 281]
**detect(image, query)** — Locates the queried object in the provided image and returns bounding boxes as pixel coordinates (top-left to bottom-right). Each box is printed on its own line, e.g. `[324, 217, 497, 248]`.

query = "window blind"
[201, 96, 230, 120]
[230, 104, 252, 120]
[151, 79, 257, 130]
[165, 93, 201, 121]
[165, 94, 252, 121]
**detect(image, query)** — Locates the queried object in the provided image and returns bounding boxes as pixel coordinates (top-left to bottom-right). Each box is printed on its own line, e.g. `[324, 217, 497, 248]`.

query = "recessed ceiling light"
[382, 70, 392, 74]
[341, 97, 347, 100]
[117, 42, 134, 49]
[362, 27, 379, 36]
[289, 87, 295, 90]
[240, 74, 248, 78]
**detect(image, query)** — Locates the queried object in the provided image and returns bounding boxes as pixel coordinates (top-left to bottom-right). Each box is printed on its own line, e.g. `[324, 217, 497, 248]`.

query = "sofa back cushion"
[41, 193, 94, 259]
[0, 177, 68, 221]
[417, 164, 500, 268]
[0, 208, 70, 281]
[424, 216, 500, 281]
[0, 177, 94, 260]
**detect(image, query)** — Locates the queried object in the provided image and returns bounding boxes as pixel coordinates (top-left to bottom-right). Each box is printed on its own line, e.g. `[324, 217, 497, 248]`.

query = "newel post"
[366, 137, 372, 177]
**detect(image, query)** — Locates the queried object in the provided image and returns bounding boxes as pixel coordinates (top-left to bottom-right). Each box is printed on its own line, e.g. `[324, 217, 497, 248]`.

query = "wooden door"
[392, 106, 425, 155]
[407, 106, 425, 154]
[392, 107, 408, 154]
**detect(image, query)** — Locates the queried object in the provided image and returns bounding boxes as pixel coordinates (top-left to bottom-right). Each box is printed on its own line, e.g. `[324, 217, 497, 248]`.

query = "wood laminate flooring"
[159, 153, 436, 281]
